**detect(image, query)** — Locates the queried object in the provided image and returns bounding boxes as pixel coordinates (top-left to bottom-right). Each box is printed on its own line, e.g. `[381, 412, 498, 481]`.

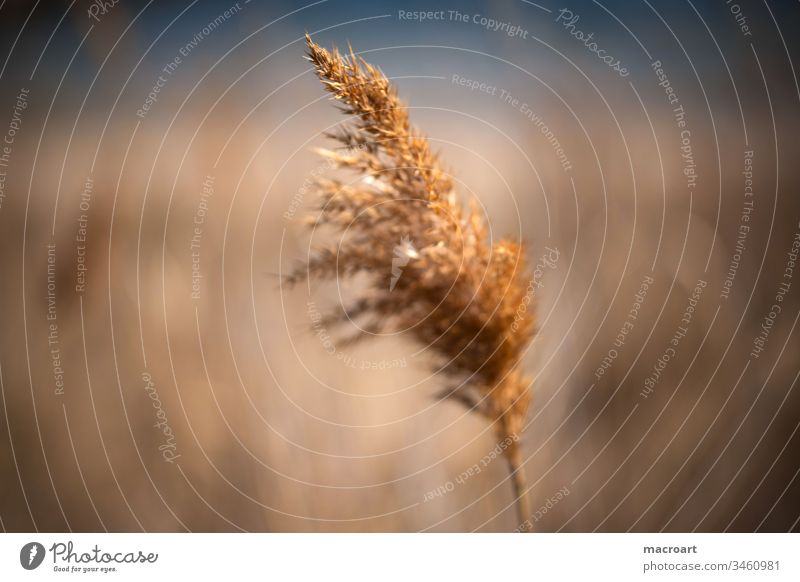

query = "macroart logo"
[19, 542, 45, 570]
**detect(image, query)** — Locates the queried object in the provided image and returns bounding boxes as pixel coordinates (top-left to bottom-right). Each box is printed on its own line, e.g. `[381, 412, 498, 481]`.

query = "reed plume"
[293, 35, 536, 530]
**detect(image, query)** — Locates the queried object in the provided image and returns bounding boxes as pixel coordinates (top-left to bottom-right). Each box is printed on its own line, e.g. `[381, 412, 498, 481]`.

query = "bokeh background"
[0, 0, 799, 532]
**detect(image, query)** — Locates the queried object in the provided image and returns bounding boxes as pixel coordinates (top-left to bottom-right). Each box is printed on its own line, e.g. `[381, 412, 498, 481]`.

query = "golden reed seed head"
[294, 37, 536, 524]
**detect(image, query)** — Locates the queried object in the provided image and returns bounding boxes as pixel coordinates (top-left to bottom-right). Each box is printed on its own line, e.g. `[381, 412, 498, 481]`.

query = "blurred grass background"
[0, 0, 798, 531]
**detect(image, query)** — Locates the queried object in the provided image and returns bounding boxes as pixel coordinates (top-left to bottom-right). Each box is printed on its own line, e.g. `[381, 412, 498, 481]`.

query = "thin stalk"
[507, 450, 532, 531]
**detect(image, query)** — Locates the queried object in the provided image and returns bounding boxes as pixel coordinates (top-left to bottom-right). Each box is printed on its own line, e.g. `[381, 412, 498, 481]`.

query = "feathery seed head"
[295, 37, 536, 501]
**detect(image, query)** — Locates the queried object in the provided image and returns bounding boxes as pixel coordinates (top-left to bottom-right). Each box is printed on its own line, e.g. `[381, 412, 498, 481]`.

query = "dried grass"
[292, 35, 536, 530]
